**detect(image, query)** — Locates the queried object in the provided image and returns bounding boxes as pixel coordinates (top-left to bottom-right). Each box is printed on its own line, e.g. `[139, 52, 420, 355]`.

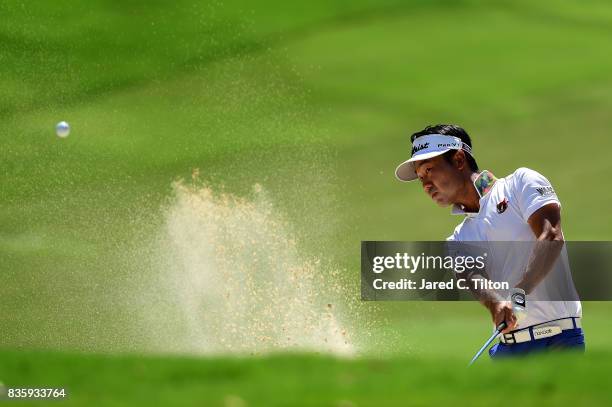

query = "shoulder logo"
[496, 198, 509, 214]
[535, 186, 555, 196]
[411, 142, 429, 155]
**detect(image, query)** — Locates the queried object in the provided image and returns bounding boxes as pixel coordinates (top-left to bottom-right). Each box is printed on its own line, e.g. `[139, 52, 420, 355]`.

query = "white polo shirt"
[447, 167, 581, 328]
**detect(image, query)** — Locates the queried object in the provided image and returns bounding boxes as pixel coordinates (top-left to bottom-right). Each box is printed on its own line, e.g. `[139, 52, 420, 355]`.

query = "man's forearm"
[461, 271, 516, 332]
[515, 239, 564, 294]
[462, 272, 504, 307]
[520, 204, 565, 294]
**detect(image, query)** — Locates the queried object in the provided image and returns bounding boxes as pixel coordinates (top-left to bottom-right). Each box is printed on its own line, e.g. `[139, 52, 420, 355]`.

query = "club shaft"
[468, 322, 507, 366]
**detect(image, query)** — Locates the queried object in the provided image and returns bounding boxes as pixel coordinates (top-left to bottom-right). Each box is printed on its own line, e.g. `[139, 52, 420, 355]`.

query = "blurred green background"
[2, 0, 612, 405]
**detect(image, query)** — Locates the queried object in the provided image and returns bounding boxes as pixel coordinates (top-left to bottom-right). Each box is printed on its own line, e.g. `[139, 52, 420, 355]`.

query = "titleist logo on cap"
[411, 142, 429, 155]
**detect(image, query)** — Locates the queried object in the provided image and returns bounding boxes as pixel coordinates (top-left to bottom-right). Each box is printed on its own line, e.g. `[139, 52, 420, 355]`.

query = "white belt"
[500, 317, 582, 345]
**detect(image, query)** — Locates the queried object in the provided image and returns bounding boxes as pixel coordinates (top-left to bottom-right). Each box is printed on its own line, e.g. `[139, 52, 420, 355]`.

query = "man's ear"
[453, 150, 466, 171]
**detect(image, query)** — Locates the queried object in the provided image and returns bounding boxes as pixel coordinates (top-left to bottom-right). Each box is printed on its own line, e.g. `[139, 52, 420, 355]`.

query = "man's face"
[414, 154, 464, 207]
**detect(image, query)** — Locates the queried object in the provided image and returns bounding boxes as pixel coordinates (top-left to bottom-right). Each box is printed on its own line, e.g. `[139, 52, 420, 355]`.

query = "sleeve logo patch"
[535, 186, 555, 196]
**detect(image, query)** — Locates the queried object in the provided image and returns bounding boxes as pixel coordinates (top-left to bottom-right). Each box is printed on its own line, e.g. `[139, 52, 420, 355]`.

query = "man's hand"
[460, 273, 519, 334]
[486, 301, 517, 334]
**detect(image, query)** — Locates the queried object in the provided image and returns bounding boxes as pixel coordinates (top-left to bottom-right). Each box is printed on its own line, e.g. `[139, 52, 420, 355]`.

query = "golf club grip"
[496, 321, 507, 331]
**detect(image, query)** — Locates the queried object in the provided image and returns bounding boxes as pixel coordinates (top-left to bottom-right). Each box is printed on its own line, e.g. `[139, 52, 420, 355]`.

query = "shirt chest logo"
[496, 198, 509, 214]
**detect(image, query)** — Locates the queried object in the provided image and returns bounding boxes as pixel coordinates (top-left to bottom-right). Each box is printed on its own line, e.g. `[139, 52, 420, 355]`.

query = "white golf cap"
[395, 134, 473, 182]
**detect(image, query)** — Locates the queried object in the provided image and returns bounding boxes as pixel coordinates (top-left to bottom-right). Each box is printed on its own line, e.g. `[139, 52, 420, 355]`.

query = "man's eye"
[426, 167, 432, 174]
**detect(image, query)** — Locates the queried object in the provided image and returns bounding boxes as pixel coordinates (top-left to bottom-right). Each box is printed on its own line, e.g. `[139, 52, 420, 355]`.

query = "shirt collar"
[451, 170, 498, 217]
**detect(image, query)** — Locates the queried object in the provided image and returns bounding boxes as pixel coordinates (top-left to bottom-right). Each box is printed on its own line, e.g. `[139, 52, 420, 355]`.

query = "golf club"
[468, 321, 507, 366]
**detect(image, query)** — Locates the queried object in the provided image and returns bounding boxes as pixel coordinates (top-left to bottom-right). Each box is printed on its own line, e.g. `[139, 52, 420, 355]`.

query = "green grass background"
[1, 0, 612, 405]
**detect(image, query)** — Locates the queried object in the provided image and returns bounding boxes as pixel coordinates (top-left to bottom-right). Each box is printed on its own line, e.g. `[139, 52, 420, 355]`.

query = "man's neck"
[455, 171, 490, 213]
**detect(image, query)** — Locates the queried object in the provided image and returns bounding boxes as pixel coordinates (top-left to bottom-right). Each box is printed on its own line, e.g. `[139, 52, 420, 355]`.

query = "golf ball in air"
[56, 121, 70, 138]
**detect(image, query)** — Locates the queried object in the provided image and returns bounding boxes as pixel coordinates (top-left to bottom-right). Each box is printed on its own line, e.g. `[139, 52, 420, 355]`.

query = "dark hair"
[411, 124, 479, 172]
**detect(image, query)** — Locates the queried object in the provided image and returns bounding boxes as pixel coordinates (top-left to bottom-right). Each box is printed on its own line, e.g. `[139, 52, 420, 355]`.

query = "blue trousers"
[489, 328, 585, 359]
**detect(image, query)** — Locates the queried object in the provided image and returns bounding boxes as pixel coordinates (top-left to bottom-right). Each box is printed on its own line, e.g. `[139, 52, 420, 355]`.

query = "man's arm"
[462, 270, 517, 334]
[515, 203, 565, 294]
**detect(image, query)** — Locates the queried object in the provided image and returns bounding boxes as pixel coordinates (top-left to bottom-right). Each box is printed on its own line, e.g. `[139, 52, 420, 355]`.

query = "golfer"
[395, 124, 585, 358]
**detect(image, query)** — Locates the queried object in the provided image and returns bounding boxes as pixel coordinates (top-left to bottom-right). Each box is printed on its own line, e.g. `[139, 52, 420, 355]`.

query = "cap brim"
[394, 149, 451, 182]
